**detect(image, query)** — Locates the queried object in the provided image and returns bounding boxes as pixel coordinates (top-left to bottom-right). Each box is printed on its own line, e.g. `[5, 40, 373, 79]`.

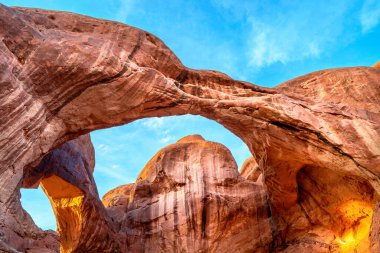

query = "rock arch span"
[0, 4, 380, 252]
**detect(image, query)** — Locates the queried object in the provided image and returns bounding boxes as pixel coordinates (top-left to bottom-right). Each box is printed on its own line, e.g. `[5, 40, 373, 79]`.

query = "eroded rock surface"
[0, 4, 379, 253]
[104, 135, 272, 252]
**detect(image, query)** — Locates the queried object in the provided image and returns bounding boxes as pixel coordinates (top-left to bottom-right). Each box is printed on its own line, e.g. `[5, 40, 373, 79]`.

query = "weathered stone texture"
[0, 4, 379, 252]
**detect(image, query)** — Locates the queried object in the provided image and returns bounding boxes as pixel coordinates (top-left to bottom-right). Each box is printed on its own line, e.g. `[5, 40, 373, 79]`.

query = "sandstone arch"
[1, 4, 380, 252]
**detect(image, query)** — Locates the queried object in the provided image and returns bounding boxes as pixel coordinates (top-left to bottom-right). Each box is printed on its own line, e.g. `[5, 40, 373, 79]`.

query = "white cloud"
[142, 117, 165, 129]
[248, 18, 322, 67]
[141, 118, 175, 144]
[160, 136, 173, 144]
[111, 164, 120, 169]
[360, 0, 380, 33]
[247, 1, 355, 68]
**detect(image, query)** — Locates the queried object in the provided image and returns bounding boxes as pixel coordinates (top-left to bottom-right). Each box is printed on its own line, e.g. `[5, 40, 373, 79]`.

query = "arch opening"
[20, 175, 87, 253]
[90, 115, 269, 252]
[19, 114, 257, 253]
[20, 187, 57, 231]
[21, 174, 90, 253]
[90, 115, 253, 198]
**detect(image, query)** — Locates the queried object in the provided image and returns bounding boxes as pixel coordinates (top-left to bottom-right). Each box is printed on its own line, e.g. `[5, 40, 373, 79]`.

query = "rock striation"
[0, 3, 379, 253]
[104, 135, 272, 252]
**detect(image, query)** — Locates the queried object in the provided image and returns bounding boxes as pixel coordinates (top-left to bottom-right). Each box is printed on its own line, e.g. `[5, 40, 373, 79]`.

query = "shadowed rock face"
[0, 191, 59, 253]
[0, 4, 379, 253]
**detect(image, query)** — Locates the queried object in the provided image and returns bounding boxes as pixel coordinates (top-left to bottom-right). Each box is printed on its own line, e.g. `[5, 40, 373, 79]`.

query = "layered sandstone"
[104, 135, 272, 252]
[0, 4, 379, 253]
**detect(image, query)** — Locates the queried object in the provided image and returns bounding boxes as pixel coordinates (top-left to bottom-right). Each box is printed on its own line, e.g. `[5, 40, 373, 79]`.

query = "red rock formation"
[103, 135, 272, 252]
[0, 193, 58, 253]
[240, 157, 262, 182]
[0, 3, 379, 252]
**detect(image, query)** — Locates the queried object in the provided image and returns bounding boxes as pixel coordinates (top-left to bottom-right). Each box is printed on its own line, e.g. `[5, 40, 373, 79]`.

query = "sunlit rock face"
[102, 183, 134, 208]
[240, 157, 263, 183]
[104, 135, 272, 252]
[0, 3, 380, 253]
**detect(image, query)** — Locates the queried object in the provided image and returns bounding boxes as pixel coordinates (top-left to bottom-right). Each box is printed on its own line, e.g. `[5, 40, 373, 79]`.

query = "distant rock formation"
[0, 3, 379, 253]
[240, 157, 262, 183]
[102, 184, 134, 208]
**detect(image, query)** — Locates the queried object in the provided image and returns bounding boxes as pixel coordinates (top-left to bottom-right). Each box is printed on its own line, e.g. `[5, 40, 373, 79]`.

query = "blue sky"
[6, 0, 379, 230]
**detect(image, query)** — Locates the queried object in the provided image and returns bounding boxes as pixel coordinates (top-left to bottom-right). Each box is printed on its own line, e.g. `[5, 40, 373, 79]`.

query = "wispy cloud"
[212, 0, 378, 68]
[141, 117, 175, 144]
[160, 136, 173, 144]
[246, 1, 355, 68]
[360, 0, 380, 33]
[142, 117, 165, 129]
[114, 0, 135, 23]
[248, 18, 321, 67]
[96, 163, 134, 182]
[97, 143, 111, 154]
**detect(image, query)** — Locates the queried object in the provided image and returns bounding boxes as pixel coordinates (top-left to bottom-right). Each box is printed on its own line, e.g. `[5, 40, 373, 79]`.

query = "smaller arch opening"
[20, 187, 57, 231]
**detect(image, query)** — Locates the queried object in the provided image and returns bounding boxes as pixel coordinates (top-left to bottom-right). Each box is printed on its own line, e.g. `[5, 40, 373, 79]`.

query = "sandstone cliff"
[0, 4, 379, 253]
